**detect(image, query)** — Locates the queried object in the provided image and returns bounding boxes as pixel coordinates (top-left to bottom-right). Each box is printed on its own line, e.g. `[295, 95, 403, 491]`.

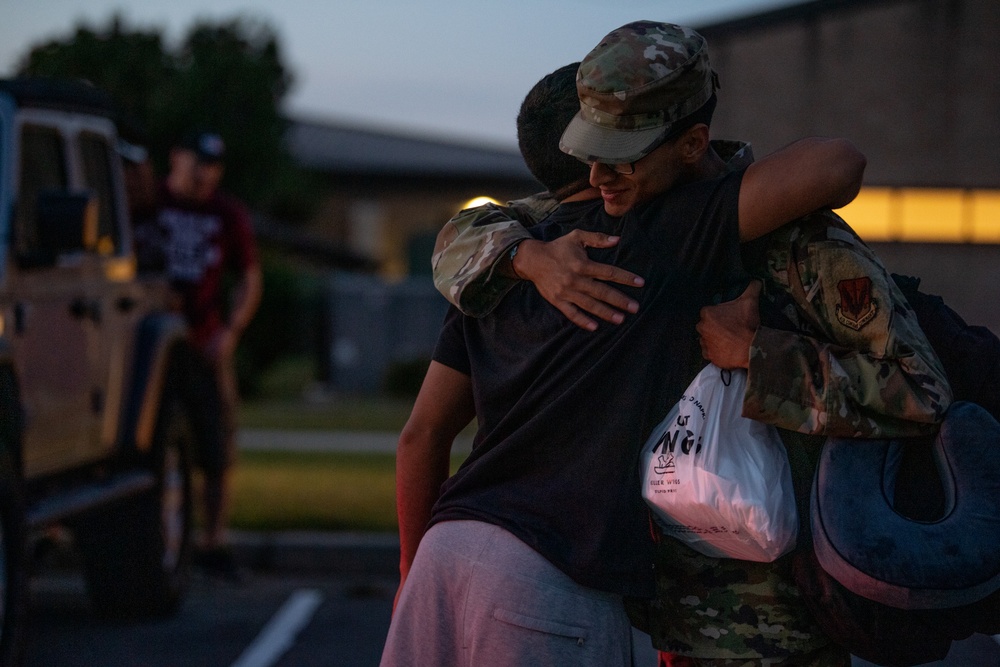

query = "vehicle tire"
[75, 395, 194, 618]
[0, 368, 27, 667]
[0, 448, 27, 667]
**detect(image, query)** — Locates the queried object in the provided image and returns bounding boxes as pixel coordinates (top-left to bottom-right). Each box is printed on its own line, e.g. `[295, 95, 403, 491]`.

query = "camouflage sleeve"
[743, 213, 953, 438]
[431, 193, 558, 317]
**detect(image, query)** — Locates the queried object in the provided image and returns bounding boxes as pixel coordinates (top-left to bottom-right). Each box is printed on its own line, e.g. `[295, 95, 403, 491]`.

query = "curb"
[229, 530, 400, 578]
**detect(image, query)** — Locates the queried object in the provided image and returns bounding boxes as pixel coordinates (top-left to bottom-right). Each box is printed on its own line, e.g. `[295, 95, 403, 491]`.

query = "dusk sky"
[0, 0, 799, 148]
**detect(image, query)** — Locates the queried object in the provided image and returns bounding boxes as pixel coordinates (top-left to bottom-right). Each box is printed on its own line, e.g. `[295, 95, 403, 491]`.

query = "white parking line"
[230, 589, 324, 667]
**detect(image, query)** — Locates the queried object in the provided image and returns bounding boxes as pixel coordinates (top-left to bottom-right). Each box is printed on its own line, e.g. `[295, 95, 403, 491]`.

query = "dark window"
[16, 124, 67, 256]
[79, 131, 120, 254]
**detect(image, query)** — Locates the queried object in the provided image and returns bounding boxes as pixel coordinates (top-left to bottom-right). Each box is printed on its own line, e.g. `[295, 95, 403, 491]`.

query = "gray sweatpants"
[380, 520, 634, 667]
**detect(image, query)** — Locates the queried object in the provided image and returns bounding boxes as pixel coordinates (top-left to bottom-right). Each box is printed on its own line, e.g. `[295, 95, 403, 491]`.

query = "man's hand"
[512, 231, 645, 331]
[696, 281, 762, 369]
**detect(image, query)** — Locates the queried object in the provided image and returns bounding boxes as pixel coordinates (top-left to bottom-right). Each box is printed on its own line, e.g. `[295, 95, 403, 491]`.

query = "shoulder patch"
[836, 277, 877, 331]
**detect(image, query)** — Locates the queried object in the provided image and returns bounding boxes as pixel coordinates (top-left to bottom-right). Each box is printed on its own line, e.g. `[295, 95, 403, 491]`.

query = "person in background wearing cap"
[428, 21, 951, 667]
[382, 22, 883, 667]
[155, 131, 262, 580]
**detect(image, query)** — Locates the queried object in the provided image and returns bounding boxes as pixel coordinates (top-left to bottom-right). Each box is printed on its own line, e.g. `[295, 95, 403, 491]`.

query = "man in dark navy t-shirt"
[382, 22, 867, 667]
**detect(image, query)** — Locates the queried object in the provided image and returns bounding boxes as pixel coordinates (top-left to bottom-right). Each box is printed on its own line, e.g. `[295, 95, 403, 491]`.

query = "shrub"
[382, 358, 431, 398]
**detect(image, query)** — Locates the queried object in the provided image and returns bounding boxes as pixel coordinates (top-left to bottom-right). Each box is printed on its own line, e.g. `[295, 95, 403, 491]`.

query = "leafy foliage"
[235, 251, 325, 398]
[16, 14, 336, 392]
[16, 13, 302, 213]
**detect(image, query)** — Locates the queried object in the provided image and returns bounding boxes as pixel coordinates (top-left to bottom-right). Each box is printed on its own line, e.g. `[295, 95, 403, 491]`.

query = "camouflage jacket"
[742, 211, 951, 438]
[430, 141, 953, 659]
[431, 193, 557, 316]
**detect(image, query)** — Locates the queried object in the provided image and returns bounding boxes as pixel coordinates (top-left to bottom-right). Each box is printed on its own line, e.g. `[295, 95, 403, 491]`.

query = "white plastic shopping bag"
[641, 364, 798, 561]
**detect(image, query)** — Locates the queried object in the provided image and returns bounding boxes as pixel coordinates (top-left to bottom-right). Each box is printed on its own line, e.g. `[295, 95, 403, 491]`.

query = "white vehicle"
[0, 78, 198, 665]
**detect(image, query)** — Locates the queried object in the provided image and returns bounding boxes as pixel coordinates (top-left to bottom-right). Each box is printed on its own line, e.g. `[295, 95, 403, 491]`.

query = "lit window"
[838, 188, 893, 240]
[838, 187, 1000, 243]
[971, 191, 1000, 243]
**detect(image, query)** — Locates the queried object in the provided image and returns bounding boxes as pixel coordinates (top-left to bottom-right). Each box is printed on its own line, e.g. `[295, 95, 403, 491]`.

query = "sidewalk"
[237, 428, 473, 455]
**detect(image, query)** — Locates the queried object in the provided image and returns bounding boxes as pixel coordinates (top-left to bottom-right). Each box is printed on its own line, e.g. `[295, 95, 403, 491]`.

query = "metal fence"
[323, 272, 450, 393]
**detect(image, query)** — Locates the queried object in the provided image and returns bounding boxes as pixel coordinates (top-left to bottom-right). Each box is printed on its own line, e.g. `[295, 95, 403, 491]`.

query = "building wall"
[699, 0, 998, 334]
[322, 273, 448, 393]
[303, 177, 538, 277]
[703, 0, 1000, 188]
[871, 241, 1000, 334]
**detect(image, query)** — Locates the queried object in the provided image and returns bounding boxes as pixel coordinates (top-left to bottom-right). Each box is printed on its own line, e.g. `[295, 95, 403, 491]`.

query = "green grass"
[228, 449, 467, 532]
[231, 387, 474, 533]
[228, 358, 442, 532]
[234, 391, 415, 532]
[230, 450, 400, 531]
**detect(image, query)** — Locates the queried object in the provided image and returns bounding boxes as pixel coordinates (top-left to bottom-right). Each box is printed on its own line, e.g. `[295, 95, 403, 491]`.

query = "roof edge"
[0, 77, 118, 118]
[286, 113, 519, 155]
[697, 0, 903, 37]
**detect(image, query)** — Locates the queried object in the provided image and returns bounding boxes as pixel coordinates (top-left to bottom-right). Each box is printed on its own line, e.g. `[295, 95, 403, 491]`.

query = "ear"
[678, 124, 710, 163]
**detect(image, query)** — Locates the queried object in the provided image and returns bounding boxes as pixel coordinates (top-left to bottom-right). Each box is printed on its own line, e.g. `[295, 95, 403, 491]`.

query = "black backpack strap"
[892, 273, 1000, 420]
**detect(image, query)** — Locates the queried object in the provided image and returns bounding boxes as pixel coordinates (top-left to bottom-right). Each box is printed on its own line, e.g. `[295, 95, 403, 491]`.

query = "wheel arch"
[119, 312, 192, 455]
[0, 339, 24, 478]
[0, 338, 27, 665]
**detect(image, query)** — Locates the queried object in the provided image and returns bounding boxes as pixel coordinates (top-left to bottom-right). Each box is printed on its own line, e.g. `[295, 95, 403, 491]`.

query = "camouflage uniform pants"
[657, 643, 850, 667]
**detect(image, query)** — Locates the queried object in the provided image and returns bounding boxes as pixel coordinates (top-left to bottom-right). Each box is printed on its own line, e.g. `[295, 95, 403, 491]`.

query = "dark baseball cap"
[179, 131, 226, 163]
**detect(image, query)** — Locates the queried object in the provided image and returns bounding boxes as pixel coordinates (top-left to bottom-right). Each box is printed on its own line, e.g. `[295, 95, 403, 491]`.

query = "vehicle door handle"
[70, 297, 88, 319]
[70, 297, 102, 323]
[13, 303, 25, 334]
[116, 296, 137, 312]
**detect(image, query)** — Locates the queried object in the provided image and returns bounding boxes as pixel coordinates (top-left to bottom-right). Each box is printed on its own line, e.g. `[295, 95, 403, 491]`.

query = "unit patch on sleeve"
[836, 277, 877, 331]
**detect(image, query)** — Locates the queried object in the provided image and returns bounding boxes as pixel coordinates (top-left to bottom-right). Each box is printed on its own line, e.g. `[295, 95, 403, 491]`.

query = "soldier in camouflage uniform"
[429, 21, 951, 667]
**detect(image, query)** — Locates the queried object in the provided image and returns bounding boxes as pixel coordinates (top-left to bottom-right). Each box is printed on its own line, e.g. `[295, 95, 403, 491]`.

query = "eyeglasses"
[578, 131, 679, 176]
[580, 159, 635, 175]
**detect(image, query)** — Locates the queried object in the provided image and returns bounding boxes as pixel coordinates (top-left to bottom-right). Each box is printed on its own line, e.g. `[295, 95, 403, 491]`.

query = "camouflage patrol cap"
[560, 21, 719, 164]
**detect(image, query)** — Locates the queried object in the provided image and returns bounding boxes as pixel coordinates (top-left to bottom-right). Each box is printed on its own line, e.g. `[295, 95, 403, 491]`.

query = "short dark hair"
[663, 93, 718, 141]
[516, 63, 590, 195]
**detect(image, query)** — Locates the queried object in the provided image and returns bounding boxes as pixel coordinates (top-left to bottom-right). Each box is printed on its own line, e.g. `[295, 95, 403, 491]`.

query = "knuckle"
[598, 288, 625, 307]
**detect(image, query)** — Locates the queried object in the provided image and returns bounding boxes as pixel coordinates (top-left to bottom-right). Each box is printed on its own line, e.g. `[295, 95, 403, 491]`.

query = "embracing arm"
[431, 200, 544, 316]
[700, 215, 952, 438]
[738, 137, 866, 241]
[431, 195, 642, 327]
[395, 361, 475, 604]
[744, 321, 950, 438]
